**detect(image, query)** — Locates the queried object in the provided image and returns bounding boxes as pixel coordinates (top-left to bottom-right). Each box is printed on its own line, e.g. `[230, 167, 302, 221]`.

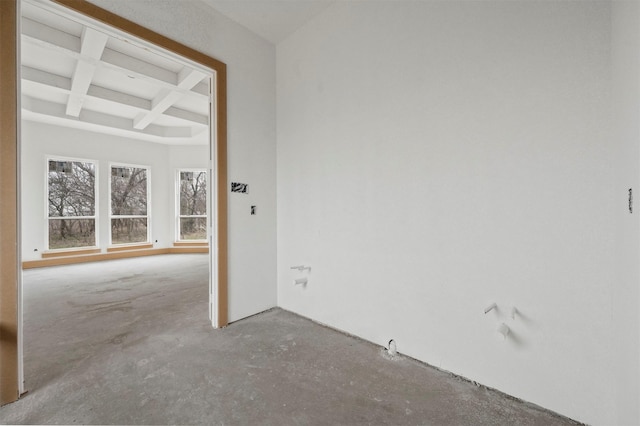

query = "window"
[110, 164, 149, 244]
[178, 170, 207, 241]
[47, 159, 97, 249]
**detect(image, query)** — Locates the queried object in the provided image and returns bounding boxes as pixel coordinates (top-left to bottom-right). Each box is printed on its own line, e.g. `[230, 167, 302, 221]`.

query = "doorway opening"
[1, 0, 227, 403]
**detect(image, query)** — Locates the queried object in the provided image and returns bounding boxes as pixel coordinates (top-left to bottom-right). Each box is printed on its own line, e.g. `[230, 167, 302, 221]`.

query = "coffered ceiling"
[20, 1, 211, 145]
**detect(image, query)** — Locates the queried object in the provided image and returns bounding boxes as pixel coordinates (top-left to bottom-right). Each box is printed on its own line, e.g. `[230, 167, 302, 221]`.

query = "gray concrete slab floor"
[0, 254, 579, 425]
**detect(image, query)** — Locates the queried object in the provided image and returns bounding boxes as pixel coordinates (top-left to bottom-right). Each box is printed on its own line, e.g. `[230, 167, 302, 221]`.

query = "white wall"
[612, 1, 640, 424]
[277, 2, 629, 424]
[45, 1, 637, 422]
[83, 0, 278, 322]
[21, 121, 208, 261]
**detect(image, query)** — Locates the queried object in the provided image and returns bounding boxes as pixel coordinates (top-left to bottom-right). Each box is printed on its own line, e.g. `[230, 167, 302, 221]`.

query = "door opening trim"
[0, 0, 20, 407]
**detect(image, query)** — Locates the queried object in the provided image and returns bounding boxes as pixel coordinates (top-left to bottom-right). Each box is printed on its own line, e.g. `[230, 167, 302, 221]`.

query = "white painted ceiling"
[201, 0, 335, 44]
[21, 1, 210, 145]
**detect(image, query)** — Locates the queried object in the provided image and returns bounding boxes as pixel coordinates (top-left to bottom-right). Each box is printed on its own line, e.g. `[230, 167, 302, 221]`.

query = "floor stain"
[67, 299, 133, 314]
[108, 332, 130, 345]
[89, 288, 132, 294]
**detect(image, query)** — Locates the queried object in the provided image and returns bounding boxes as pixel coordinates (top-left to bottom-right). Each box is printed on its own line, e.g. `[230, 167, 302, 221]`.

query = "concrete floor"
[0, 254, 578, 425]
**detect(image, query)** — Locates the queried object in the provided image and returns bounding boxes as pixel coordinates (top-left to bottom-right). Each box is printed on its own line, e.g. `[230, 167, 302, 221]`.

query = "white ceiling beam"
[164, 106, 208, 126]
[90, 86, 208, 125]
[66, 61, 96, 116]
[22, 66, 209, 127]
[134, 67, 207, 130]
[66, 27, 108, 117]
[134, 88, 182, 130]
[178, 67, 207, 88]
[23, 96, 198, 141]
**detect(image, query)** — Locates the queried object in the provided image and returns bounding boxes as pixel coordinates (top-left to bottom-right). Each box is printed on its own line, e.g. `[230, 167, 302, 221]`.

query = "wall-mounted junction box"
[231, 182, 248, 194]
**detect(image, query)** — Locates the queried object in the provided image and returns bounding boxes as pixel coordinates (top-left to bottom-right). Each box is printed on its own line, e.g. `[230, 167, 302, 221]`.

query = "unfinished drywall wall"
[612, 1, 640, 424]
[277, 1, 623, 424]
[84, 0, 277, 322]
[20, 121, 208, 261]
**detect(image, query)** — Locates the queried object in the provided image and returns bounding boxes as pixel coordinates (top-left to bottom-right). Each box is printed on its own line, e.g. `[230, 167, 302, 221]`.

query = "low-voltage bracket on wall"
[290, 265, 311, 272]
[231, 182, 248, 194]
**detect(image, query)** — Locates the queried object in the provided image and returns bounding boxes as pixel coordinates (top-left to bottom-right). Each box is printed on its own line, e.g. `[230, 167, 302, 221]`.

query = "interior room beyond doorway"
[20, 0, 214, 268]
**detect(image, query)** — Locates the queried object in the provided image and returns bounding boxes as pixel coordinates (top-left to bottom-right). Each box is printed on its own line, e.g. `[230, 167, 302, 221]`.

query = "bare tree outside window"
[111, 165, 149, 244]
[48, 159, 96, 249]
[179, 170, 207, 240]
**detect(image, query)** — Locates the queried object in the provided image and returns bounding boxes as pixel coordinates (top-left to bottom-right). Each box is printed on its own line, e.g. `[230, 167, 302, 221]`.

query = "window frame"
[45, 155, 99, 251]
[176, 168, 208, 242]
[108, 162, 151, 246]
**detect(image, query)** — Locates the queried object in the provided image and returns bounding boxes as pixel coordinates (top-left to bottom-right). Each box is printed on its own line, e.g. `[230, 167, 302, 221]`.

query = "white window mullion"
[46, 157, 97, 250]
[110, 163, 150, 245]
[177, 169, 207, 242]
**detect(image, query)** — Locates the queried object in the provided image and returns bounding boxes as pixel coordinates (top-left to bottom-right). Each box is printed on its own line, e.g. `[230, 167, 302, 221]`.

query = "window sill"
[24, 246, 207, 269]
[173, 241, 208, 247]
[41, 247, 100, 258]
[172, 241, 208, 254]
[107, 243, 153, 252]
